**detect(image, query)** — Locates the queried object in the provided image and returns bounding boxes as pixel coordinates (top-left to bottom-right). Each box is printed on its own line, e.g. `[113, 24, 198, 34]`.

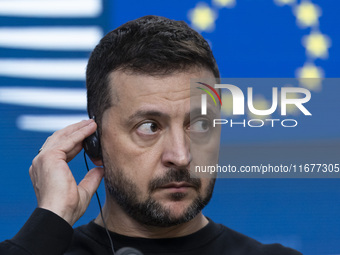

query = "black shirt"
[0, 208, 302, 255]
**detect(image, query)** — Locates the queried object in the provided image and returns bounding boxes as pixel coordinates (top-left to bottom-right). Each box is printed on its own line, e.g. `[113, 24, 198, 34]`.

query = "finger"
[55, 119, 95, 138]
[41, 119, 95, 150]
[62, 121, 98, 160]
[64, 143, 84, 163]
[40, 120, 97, 160]
[78, 167, 104, 206]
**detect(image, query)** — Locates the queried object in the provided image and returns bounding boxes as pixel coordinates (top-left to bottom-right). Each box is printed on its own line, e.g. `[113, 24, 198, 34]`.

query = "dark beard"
[104, 163, 216, 227]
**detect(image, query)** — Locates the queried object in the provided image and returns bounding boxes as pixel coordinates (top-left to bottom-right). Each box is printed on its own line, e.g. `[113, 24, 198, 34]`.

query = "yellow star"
[274, 0, 296, 7]
[302, 32, 331, 59]
[213, 0, 236, 8]
[294, 2, 321, 28]
[296, 63, 324, 91]
[188, 3, 217, 32]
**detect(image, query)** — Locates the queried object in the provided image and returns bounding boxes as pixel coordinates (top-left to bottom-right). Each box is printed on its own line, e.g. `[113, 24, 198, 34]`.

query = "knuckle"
[31, 156, 38, 168]
[53, 129, 61, 136]
[37, 152, 49, 162]
[32, 150, 49, 168]
[69, 135, 79, 145]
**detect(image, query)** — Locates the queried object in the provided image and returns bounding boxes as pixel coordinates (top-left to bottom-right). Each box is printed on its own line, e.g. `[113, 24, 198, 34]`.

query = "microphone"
[115, 247, 144, 255]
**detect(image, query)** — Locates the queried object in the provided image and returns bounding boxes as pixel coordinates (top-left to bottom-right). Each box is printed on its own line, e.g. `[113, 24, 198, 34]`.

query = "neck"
[94, 199, 209, 239]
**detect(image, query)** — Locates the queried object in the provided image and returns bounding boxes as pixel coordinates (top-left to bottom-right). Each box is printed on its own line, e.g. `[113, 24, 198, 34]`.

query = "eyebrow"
[125, 110, 170, 127]
[125, 107, 219, 127]
[189, 107, 220, 119]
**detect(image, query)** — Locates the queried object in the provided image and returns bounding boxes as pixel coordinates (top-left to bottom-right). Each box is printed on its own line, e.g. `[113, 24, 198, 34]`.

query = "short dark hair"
[86, 15, 219, 129]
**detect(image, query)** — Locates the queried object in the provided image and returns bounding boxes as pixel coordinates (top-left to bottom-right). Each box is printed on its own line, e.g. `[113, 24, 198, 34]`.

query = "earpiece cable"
[84, 151, 116, 255]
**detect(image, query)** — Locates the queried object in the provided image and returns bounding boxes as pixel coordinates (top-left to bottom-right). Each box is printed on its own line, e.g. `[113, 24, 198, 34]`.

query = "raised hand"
[29, 119, 104, 226]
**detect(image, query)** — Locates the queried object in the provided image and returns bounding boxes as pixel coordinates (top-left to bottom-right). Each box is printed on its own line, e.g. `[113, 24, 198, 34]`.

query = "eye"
[136, 122, 160, 135]
[190, 119, 210, 133]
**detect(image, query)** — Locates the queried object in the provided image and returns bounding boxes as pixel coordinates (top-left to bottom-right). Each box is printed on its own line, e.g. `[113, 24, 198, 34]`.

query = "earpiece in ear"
[83, 116, 102, 160]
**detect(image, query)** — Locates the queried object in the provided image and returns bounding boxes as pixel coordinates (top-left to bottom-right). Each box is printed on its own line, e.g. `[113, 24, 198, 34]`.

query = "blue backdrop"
[0, 1, 339, 254]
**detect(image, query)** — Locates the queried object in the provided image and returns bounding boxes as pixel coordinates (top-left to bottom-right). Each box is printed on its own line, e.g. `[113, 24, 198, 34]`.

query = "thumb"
[78, 167, 104, 208]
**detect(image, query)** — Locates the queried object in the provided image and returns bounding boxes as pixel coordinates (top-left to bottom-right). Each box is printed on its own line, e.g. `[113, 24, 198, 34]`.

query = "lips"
[159, 182, 194, 190]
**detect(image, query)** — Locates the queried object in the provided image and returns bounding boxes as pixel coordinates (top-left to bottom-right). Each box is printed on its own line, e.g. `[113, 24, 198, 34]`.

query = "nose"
[161, 127, 192, 168]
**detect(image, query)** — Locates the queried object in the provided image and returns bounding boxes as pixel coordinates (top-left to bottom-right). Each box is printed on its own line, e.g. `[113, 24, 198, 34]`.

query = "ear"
[90, 158, 103, 166]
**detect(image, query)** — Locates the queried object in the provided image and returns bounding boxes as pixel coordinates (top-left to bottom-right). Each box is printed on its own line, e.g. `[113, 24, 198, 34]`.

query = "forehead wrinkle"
[109, 79, 191, 103]
[109, 68, 214, 105]
[136, 87, 191, 102]
[163, 87, 191, 102]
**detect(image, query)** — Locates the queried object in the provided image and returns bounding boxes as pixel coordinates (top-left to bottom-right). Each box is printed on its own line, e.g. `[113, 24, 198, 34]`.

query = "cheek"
[191, 126, 221, 166]
[102, 131, 163, 194]
[200, 178, 215, 198]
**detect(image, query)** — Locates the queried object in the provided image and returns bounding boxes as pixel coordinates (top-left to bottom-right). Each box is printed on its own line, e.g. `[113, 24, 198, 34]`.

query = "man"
[0, 16, 301, 255]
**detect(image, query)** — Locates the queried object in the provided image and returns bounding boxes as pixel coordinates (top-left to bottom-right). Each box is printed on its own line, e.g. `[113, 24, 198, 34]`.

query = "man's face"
[100, 68, 220, 227]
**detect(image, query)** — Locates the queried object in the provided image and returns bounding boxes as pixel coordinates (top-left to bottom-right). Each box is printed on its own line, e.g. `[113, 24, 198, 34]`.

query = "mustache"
[149, 168, 201, 192]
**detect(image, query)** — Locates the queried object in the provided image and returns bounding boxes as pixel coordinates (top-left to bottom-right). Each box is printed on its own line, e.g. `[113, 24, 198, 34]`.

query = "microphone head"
[115, 247, 144, 255]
